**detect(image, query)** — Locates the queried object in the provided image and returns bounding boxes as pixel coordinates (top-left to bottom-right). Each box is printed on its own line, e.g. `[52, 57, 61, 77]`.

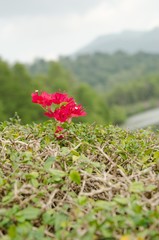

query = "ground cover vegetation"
[0, 116, 159, 240]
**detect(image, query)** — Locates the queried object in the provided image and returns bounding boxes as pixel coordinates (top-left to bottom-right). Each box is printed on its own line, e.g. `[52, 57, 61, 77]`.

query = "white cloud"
[0, 0, 105, 17]
[0, 0, 159, 62]
[75, 0, 159, 33]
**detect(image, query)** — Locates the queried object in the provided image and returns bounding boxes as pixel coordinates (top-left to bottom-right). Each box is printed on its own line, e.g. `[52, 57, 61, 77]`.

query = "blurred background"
[0, 0, 159, 129]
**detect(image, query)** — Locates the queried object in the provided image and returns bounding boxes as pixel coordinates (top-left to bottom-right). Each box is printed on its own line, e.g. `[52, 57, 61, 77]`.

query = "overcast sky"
[0, 0, 159, 62]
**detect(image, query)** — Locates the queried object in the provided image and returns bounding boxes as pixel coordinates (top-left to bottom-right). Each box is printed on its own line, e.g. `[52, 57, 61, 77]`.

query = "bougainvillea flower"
[51, 92, 73, 105]
[46, 107, 69, 122]
[68, 103, 87, 118]
[44, 110, 55, 118]
[32, 91, 53, 107]
[32, 90, 87, 126]
[45, 101, 86, 123]
[54, 126, 64, 139]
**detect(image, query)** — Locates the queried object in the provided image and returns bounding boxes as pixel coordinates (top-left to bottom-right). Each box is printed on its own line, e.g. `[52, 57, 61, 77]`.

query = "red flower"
[46, 107, 69, 122]
[31, 92, 53, 107]
[54, 126, 64, 139]
[51, 92, 73, 105]
[32, 90, 87, 125]
[68, 103, 87, 118]
[44, 111, 55, 118]
[45, 109, 69, 123]
[45, 101, 86, 123]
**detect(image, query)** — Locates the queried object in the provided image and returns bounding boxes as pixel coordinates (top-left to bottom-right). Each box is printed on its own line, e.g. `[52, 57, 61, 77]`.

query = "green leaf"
[15, 207, 41, 222]
[145, 184, 157, 192]
[44, 157, 56, 170]
[60, 147, 70, 156]
[49, 169, 66, 182]
[53, 212, 68, 231]
[69, 170, 81, 185]
[2, 192, 14, 204]
[129, 182, 144, 193]
[8, 225, 16, 238]
[114, 196, 128, 205]
[26, 171, 39, 179]
[154, 151, 159, 159]
[0, 177, 4, 186]
[71, 150, 80, 156]
[16, 222, 32, 235]
[30, 178, 39, 187]
[77, 196, 88, 205]
[42, 210, 54, 225]
[72, 155, 79, 161]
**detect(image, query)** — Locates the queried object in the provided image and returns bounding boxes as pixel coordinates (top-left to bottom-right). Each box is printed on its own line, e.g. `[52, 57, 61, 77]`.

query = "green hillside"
[60, 52, 159, 118]
[0, 118, 159, 240]
[60, 52, 159, 91]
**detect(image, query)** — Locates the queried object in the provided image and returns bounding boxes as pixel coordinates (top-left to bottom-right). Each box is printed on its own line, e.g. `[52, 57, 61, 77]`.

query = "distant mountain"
[75, 27, 159, 55]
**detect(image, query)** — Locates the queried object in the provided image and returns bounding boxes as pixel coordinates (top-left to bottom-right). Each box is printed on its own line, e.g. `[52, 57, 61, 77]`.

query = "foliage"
[0, 117, 159, 239]
[60, 52, 159, 91]
[107, 75, 159, 105]
[106, 74, 159, 117]
[0, 60, 41, 123]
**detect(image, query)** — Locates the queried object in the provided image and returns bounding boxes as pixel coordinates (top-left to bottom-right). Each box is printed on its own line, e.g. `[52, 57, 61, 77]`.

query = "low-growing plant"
[0, 117, 159, 240]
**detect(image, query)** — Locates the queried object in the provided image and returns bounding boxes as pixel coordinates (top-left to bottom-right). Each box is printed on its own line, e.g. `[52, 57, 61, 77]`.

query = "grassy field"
[0, 117, 159, 240]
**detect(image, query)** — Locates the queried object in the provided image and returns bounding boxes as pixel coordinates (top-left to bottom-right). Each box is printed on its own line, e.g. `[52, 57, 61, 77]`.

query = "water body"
[122, 107, 159, 130]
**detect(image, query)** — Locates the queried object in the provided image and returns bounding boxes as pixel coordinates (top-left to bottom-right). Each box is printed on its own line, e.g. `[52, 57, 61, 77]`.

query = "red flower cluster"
[32, 91, 53, 107]
[31, 91, 86, 123]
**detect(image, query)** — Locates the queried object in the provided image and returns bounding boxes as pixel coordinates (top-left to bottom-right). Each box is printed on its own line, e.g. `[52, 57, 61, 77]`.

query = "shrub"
[0, 118, 159, 240]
